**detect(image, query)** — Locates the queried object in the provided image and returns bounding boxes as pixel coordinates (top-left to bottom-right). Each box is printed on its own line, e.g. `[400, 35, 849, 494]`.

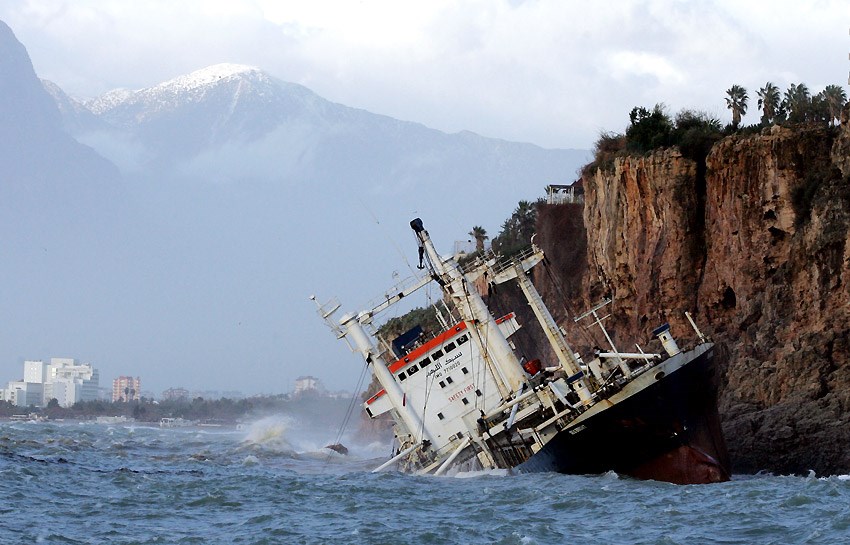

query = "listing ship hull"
[515, 345, 730, 484]
[318, 218, 731, 484]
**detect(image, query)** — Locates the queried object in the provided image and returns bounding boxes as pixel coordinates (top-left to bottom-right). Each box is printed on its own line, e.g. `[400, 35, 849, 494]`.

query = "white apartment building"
[293, 376, 326, 397]
[3, 381, 43, 407]
[1, 358, 100, 408]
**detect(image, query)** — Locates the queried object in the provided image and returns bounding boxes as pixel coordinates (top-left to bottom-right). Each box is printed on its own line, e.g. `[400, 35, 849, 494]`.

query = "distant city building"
[112, 376, 141, 402]
[24, 360, 48, 383]
[293, 376, 326, 397]
[1, 357, 99, 408]
[187, 390, 244, 400]
[3, 381, 43, 407]
[161, 387, 190, 401]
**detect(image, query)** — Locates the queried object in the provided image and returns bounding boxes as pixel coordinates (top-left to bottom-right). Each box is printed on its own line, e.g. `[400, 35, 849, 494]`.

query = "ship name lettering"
[569, 424, 587, 435]
[447, 384, 475, 402]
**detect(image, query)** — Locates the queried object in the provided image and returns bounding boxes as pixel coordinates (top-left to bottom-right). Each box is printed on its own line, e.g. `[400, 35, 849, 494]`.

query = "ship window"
[408, 365, 419, 375]
[431, 349, 443, 359]
[438, 412, 444, 420]
[475, 389, 482, 397]
[399, 372, 407, 382]
[444, 342, 456, 353]
[419, 356, 431, 367]
[439, 380, 446, 388]
[462, 397, 469, 405]
[457, 334, 468, 345]
[461, 367, 468, 375]
[446, 376, 454, 384]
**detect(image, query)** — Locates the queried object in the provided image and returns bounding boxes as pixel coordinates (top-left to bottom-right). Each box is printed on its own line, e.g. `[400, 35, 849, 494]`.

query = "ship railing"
[487, 245, 539, 277]
[363, 273, 432, 316]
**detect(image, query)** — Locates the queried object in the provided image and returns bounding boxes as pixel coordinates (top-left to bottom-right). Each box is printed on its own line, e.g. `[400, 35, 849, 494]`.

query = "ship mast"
[487, 247, 593, 404]
[313, 296, 433, 446]
[410, 218, 526, 396]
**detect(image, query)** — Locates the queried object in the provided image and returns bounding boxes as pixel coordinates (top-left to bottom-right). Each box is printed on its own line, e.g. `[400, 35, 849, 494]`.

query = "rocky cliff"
[534, 111, 850, 475]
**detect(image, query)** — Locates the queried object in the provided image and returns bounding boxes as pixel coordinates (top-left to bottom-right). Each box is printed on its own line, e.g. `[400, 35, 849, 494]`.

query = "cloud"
[1, 0, 848, 148]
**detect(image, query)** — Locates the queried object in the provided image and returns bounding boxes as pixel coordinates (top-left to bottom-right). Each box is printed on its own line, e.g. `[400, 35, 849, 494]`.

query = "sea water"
[2, 419, 849, 545]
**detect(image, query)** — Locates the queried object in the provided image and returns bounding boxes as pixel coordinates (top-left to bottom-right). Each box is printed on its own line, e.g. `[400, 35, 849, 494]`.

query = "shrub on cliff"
[626, 104, 673, 153]
[672, 110, 724, 163]
[583, 131, 626, 175]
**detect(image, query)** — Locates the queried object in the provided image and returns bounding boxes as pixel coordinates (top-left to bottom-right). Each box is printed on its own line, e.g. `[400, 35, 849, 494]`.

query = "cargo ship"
[315, 218, 730, 484]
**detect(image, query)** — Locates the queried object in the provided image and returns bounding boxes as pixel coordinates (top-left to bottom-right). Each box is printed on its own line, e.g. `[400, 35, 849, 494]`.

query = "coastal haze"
[0, 20, 588, 396]
[1, 0, 848, 397]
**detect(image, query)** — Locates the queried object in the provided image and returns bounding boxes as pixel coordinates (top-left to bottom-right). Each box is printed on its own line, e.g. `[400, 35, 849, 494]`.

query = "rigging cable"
[541, 258, 599, 349]
[356, 195, 418, 276]
[323, 358, 371, 467]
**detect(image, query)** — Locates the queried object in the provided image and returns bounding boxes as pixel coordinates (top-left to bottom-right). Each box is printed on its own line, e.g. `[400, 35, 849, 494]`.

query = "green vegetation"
[0, 394, 346, 424]
[377, 305, 443, 341]
[468, 225, 488, 253]
[491, 200, 540, 258]
[586, 105, 723, 173]
[626, 104, 675, 153]
[725, 84, 749, 130]
[586, 81, 848, 174]
[757, 82, 781, 125]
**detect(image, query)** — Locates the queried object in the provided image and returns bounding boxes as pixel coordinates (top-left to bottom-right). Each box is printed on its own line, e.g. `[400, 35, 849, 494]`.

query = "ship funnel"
[652, 323, 681, 357]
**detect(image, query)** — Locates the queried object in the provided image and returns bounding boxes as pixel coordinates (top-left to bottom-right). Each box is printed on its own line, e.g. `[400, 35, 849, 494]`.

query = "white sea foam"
[240, 415, 297, 454]
[452, 468, 510, 479]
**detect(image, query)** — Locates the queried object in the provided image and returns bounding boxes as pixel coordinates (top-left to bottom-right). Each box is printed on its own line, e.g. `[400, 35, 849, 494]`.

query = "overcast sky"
[2, 0, 848, 150]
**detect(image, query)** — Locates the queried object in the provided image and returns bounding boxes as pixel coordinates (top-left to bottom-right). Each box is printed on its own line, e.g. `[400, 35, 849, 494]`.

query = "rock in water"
[324, 443, 348, 455]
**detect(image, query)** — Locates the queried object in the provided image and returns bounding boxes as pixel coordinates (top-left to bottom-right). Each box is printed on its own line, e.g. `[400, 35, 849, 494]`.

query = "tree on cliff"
[756, 82, 781, 125]
[468, 225, 488, 253]
[626, 104, 672, 153]
[492, 200, 538, 257]
[725, 85, 749, 129]
[782, 83, 812, 123]
[820, 84, 847, 126]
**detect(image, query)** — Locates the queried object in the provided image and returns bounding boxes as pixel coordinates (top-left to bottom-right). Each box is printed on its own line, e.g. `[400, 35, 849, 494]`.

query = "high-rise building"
[112, 376, 141, 402]
[24, 360, 47, 383]
[49, 358, 99, 407]
[1, 357, 99, 408]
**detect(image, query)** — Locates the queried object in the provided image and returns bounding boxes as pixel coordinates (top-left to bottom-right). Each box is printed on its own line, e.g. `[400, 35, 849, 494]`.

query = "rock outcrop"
[536, 118, 850, 475]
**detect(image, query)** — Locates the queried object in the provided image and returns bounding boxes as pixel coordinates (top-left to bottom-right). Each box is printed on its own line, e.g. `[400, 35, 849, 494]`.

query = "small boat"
[159, 417, 193, 428]
[315, 218, 730, 483]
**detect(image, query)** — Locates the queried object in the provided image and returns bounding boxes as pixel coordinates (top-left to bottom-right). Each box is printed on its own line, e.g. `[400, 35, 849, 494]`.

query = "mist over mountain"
[0, 20, 121, 214]
[2, 18, 589, 394]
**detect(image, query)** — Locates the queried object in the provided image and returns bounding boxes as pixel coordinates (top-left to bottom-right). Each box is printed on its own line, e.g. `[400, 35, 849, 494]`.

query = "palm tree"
[821, 84, 847, 126]
[468, 225, 488, 253]
[783, 83, 811, 123]
[756, 82, 780, 124]
[725, 85, 749, 129]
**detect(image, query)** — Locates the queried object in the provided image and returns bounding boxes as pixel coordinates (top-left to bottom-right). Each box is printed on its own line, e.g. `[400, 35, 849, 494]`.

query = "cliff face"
[536, 115, 850, 475]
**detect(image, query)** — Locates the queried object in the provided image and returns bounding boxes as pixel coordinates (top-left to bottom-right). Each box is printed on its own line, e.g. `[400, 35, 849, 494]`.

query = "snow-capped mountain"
[78, 63, 333, 160]
[41, 79, 108, 134]
[64, 63, 589, 195]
